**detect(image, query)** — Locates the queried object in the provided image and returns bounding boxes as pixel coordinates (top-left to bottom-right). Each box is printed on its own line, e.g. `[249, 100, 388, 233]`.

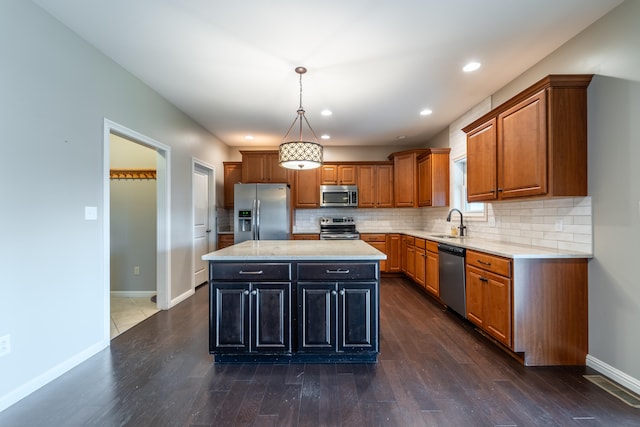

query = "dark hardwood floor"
[1, 277, 638, 426]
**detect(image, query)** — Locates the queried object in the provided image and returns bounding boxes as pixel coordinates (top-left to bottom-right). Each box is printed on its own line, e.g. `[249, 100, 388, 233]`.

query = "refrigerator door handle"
[252, 199, 257, 240]
[256, 199, 261, 240]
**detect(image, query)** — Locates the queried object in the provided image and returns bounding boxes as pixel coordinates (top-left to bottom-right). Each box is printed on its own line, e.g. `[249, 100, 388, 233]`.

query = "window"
[452, 157, 486, 219]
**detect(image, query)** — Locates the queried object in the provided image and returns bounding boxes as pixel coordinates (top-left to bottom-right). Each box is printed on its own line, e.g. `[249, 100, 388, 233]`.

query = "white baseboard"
[0, 340, 108, 413]
[169, 288, 195, 308]
[110, 291, 157, 298]
[586, 354, 640, 395]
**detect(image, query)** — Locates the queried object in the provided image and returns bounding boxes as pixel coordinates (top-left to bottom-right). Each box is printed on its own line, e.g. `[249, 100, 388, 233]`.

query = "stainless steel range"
[319, 217, 360, 240]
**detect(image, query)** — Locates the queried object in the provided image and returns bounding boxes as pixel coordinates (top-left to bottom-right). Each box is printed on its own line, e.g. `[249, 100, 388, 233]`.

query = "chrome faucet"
[446, 208, 466, 236]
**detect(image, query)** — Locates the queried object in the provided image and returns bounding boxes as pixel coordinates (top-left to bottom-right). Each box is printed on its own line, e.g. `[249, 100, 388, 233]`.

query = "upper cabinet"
[294, 168, 321, 208]
[463, 74, 592, 202]
[389, 148, 449, 208]
[223, 162, 242, 208]
[320, 164, 357, 185]
[357, 163, 394, 208]
[240, 150, 290, 184]
[417, 148, 450, 207]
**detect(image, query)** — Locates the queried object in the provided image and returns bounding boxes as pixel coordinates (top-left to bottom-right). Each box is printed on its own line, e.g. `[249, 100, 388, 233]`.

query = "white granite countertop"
[399, 230, 592, 259]
[202, 240, 387, 261]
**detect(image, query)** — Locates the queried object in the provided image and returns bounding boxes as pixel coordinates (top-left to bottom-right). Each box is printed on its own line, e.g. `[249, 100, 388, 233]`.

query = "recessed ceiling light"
[244, 135, 254, 140]
[463, 62, 481, 72]
[420, 109, 433, 116]
[321, 109, 333, 116]
[321, 134, 331, 140]
[397, 135, 406, 140]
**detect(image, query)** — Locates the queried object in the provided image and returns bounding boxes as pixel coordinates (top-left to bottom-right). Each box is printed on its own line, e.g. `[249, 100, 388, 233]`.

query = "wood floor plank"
[1, 278, 639, 426]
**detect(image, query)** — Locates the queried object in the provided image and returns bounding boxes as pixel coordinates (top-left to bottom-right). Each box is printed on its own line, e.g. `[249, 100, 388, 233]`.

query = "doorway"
[103, 119, 171, 341]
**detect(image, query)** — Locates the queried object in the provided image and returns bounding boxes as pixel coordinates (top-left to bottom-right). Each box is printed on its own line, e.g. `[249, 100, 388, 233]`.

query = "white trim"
[170, 288, 196, 308]
[103, 119, 172, 341]
[191, 158, 216, 290]
[110, 291, 157, 298]
[0, 341, 105, 412]
[586, 354, 640, 395]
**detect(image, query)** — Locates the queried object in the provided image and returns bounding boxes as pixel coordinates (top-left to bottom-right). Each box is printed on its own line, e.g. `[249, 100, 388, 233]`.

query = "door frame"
[192, 158, 216, 289]
[103, 119, 172, 342]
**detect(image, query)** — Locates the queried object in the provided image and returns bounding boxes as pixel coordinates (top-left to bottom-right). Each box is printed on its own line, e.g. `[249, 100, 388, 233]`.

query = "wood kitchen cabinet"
[466, 250, 512, 347]
[389, 149, 427, 207]
[463, 75, 592, 202]
[291, 234, 320, 240]
[357, 163, 394, 208]
[403, 235, 416, 279]
[240, 150, 290, 183]
[217, 233, 234, 250]
[417, 148, 450, 207]
[425, 240, 439, 296]
[360, 234, 388, 272]
[294, 167, 321, 208]
[385, 234, 402, 273]
[223, 162, 242, 208]
[414, 238, 426, 289]
[321, 164, 357, 185]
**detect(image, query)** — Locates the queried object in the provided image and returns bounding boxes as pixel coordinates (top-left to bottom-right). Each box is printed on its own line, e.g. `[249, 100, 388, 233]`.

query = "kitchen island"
[202, 240, 386, 363]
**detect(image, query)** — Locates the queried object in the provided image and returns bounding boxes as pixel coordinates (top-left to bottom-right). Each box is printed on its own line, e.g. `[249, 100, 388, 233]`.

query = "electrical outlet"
[555, 219, 563, 231]
[0, 334, 11, 357]
[134, 266, 140, 275]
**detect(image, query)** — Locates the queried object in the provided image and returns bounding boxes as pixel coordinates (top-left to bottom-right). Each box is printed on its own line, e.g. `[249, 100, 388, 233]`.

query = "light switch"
[85, 206, 98, 220]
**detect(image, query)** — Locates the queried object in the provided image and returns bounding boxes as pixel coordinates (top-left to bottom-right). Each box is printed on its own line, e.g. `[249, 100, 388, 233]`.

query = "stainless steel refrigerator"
[234, 183, 291, 243]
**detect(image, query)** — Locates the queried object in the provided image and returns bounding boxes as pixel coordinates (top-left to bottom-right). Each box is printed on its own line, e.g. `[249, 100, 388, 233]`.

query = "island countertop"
[202, 239, 387, 261]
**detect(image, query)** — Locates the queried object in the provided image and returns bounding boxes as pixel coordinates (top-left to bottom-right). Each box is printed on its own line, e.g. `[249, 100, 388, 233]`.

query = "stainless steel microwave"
[319, 185, 358, 208]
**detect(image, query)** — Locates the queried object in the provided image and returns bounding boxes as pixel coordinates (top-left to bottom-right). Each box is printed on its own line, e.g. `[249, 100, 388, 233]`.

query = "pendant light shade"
[278, 67, 323, 170]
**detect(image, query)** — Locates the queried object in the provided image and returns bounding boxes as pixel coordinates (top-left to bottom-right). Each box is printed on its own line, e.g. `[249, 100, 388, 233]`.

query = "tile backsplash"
[292, 196, 592, 254]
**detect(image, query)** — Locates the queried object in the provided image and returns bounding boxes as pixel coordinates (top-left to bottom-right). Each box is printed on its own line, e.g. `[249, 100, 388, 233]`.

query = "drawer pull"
[239, 270, 264, 275]
[326, 269, 350, 274]
[479, 277, 489, 283]
[477, 260, 492, 266]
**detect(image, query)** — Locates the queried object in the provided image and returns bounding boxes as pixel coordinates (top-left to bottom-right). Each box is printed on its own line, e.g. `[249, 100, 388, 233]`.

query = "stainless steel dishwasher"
[438, 243, 466, 318]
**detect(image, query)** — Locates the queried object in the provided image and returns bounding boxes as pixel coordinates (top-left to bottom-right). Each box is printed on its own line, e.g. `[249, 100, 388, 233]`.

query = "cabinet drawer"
[403, 236, 415, 246]
[426, 240, 439, 253]
[414, 238, 426, 249]
[360, 233, 386, 243]
[298, 263, 378, 281]
[211, 263, 291, 281]
[466, 250, 511, 277]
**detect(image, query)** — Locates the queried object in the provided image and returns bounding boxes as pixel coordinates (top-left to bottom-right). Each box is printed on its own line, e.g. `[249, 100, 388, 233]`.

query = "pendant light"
[278, 66, 323, 170]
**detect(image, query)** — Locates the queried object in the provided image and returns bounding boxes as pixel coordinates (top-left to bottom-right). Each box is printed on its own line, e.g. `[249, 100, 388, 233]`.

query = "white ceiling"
[33, 0, 622, 148]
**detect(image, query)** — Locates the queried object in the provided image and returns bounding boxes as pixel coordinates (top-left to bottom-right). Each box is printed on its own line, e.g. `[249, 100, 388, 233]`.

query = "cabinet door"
[241, 153, 267, 183]
[425, 250, 439, 296]
[210, 283, 250, 352]
[294, 168, 320, 208]
[406, 244, 416, 279]
[393, 152, 417, 207]
[320, 164, 338, 185]
[338, 165, 357, 185]
[465, 266, 485, 327]
[498, 90, 547, 199]
[298, 283, 337, 351]
[467, 118, 498, 202]
[385, 234, 402, 272]
[223, 162, 242, 208]
[253, 283, 291, 352]
[267, 153, 290, 183]
[414, 247, 426, 288]
[339, 283, 377, 351]
[418, 155, 432, 206]
[375, 164, 394, 207]
[356, 165, 376, 207]
[484, 274, 512, 347]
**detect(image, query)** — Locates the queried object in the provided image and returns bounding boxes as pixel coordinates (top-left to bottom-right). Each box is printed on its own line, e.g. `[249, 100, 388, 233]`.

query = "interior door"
[193, 165, 211, 287]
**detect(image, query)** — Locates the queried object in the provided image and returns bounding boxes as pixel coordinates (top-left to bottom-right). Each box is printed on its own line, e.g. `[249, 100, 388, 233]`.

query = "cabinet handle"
[331, 290, 337, 296]
[479, 277, 489, 283]
[243, 290, 250, 295]
[326, 269, 350, 274]
[497, 188, 503, 193]
[239, 270, 264, 275]
[251, 290, 257, 295]
[339, 290, 345, 296]
[477, 260, 491, 266]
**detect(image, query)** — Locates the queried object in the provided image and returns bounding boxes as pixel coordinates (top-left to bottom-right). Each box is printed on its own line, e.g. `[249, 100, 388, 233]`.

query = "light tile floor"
[110, 295, 160, 339]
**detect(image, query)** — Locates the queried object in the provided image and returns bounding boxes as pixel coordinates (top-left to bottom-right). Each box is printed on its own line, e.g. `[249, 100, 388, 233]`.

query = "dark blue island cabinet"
[209, 260, 380, 363]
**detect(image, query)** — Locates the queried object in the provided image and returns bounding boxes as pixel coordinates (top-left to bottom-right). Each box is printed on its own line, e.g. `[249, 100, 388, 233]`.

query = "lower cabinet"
[209, 261, 379, 363]
[425, 241, 439, 296]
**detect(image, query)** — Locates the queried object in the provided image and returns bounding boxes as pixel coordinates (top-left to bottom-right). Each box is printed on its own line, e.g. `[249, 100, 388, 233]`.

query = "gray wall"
[485, 0, 640, 384]
[0, 0, 228, 409]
